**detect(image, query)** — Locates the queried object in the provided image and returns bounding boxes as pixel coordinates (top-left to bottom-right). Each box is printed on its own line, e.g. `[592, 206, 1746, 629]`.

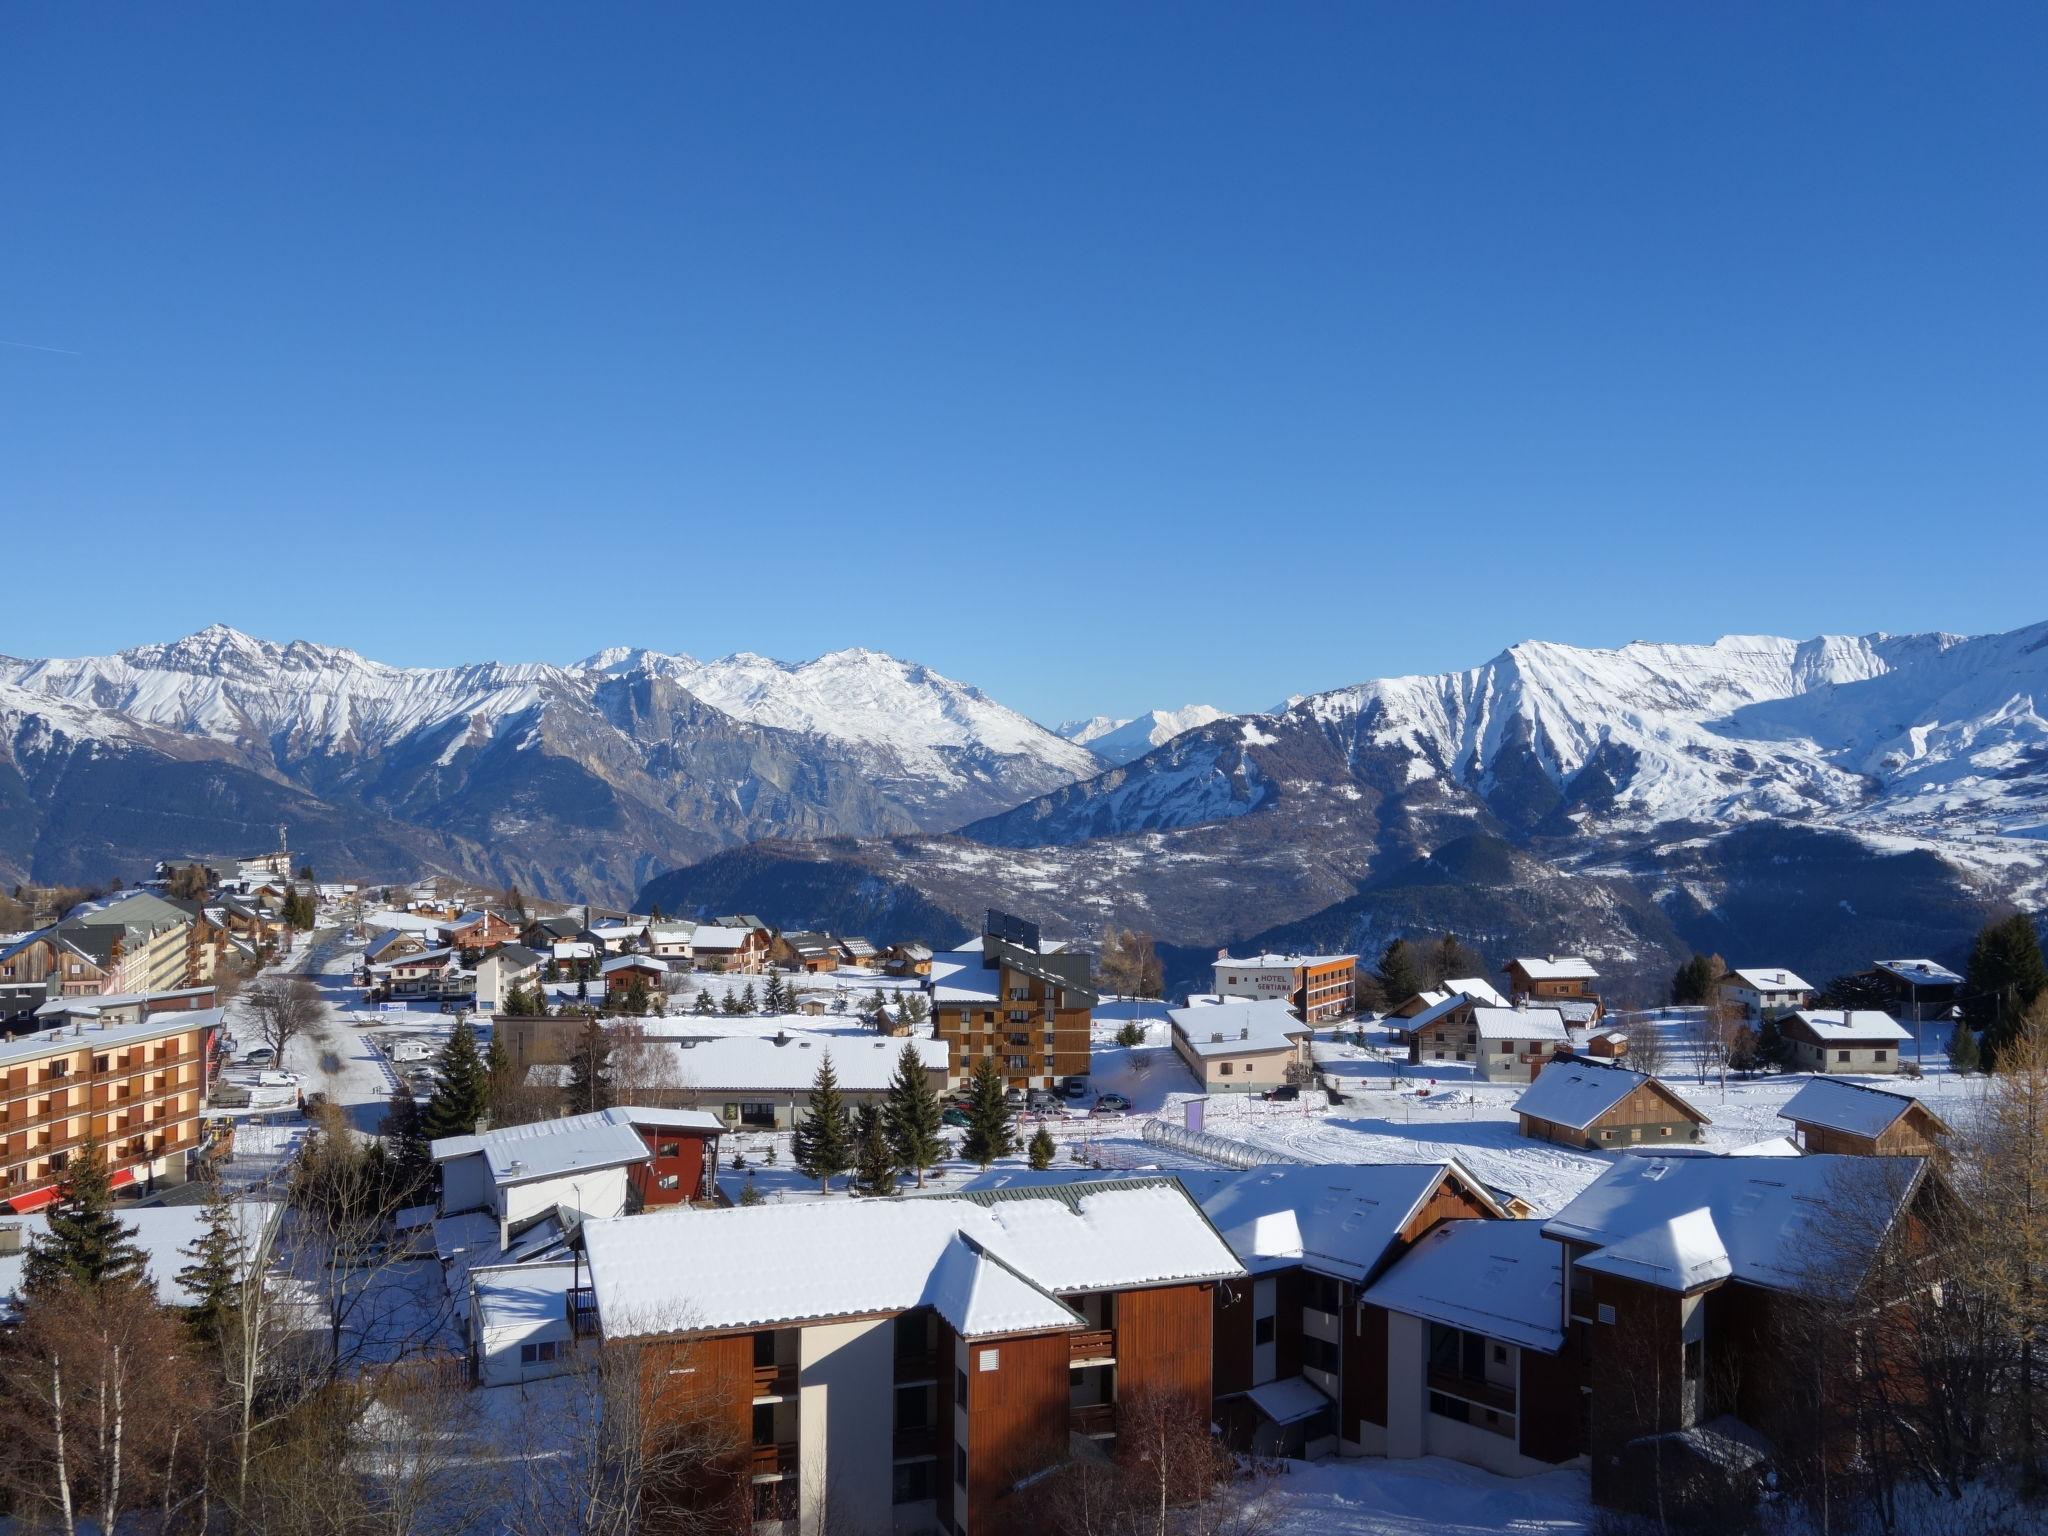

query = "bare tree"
[1978, 994, 2048, 1484]
[246, 973, 328, 1062]
[1625, 1016, 1671, 1080]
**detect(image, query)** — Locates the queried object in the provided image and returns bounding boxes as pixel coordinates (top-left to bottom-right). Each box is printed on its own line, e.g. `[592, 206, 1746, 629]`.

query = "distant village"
[0, 837, 2042, 1536]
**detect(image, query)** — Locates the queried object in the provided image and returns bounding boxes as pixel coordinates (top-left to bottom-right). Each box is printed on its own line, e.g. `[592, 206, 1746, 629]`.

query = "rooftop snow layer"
[430, 1106, 653, 1184]
[1167, 998, 1307, 1057]
[1725, 968, 1813, 993]
[1472, 1006, 1570, 1043]
[1778, 1078, 1941, 1139]
[654, 1034, 948, 1092]
[1576, 1208, 1734, 1293]
[1789, 1009, 1912, 1042]
[1363, 1217, 1567, 1351]
[1514, 1063, 1706, 1132]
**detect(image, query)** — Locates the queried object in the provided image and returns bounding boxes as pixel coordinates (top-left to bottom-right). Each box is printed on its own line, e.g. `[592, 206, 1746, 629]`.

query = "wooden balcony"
[893, 1349, 940, 1383]
[749, 1441, 797, 1477]
[891, 1424, 937, 1461]
[1069, 1403, 1116, 1436]
[1069, 1328, 1115, 1363]
[752, 1362, 798, 1398]
[1427, 1369, 1516, 1416]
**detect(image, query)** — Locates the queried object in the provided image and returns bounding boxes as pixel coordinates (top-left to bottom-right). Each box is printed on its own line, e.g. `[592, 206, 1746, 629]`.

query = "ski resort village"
[0, 844, 2043, 1536]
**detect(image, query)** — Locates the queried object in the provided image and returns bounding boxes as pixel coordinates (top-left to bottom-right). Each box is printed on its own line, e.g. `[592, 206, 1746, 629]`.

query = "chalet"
[599, 953, 668, 997]
[929, 911, 1097, 1089]
[688, 924, 770, 973]
[1778, 1077, 1948, 1157]
[363, 927, 429, 966]
[646, 923, 697, 961]
[631, 1032, 951, 1129]
[1570, 1027, 1631, 1061]
[447, 909, 522, 952]
[781, 931, 841, 973]
[1502, 957, 1602, 1022]
[1513, 1063, 1710, 1150]
[587, 921, 649, 956]
[1390, 976, 1508, 1024]
[565, 1180, 1245, 1534]
[521, 914, 587, 950]
[1189, 1162, 1505, 1460]
[1476, 1009, 1572, 1081]
[1781, 1008, 1912, 1074]
[627, 1106, 724, 1206]
[1543, 1151, 1935, 1509]
[884, 942, 934, 977]
[473, 944, 542, 1012]
[1718, 967, 1813, 1023]
[370, 948, 473, 1002]
[1402, 984, 1508, 1057]
[1167, 999, 1310, 1093]
[1211, 950, 1357, 1026]
[837, 936, 880, 969]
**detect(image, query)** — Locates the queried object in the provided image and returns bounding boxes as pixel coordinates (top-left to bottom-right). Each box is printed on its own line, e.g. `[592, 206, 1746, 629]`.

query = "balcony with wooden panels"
[1069, 1402, 1116, 1436]
[748, 1441, 797, 1478]
[1069, 1328, 1116, 1364]
[752, 1361, 798, 1399]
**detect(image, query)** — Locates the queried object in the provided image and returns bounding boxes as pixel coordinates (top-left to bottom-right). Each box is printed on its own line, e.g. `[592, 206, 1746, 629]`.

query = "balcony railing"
[1427, 1369, 1516, 1416]
[894, 1349, 939, 1382]
[1069, 1403, 1116, 1436]
[749, 1441, 797, 1477]
[891, 1424, 937, 1461]
[1069, 1329, 1115, 1363]
[752, 1362, 798, 1398]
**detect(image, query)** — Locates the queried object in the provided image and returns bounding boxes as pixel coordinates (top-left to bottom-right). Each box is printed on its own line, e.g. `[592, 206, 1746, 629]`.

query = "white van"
[387, 1040, 434, 1063]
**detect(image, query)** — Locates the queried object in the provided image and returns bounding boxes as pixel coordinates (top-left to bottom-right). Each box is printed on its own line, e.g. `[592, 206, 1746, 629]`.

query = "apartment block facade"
[929, 913, 1096, 1090]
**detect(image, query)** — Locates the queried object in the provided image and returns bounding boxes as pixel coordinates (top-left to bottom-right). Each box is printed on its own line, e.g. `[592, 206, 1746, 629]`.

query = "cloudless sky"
[4, 5, 2045, 724]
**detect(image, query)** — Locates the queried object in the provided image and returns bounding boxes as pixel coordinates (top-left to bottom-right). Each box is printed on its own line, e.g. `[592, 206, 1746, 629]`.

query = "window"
[1599, 1129, 1614, 1141]
[1838, 1049, 1851, 1063]
[753, 1404, 774, 1445]
[895, 1383, 931, 1429]
[755, 1331, 777, 1367]
[1006, 1056, 1027, 1071]
[1492, 1344, 1508, 1365]
[1659, 1126, 1672, 1137]
[1303, 1273, 1341, 1313]
[518, 1340, 558, 1365]
[657, 1141, 680, 1157]
[740, 1102, 776, 1128]
[1874, 1049, 1888, 1062]
[656, 1174, 679, 1191]
[1219, 1062, 1233, 1076]
[955, 1444, 967, 1488]
[92, 1056, 109, 1073]
[956, 1367, 968, 1402]
[1302, 1336, 1339, 1373]
[1253, 1315, 1276, 1346]
[892, 1461, 934, 1505]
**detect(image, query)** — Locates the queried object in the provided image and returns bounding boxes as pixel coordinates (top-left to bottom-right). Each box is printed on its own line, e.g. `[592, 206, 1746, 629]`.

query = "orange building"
[1211, 950, 1357, 1025]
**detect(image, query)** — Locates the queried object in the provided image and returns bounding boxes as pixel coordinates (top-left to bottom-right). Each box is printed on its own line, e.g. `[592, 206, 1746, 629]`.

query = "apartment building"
[929, 911, 1095, 1090]
[562, 1179, 1242, 1536]
[1166, 999, 1310, 1093]
[1211, 950, 1356, 1026]
[0, 1008, 221, 1210]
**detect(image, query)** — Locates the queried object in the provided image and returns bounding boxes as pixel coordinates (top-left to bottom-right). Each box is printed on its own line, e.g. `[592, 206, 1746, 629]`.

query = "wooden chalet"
[1513, 1062, 1709, 1150]
[1778, 1077, 1948, 1157]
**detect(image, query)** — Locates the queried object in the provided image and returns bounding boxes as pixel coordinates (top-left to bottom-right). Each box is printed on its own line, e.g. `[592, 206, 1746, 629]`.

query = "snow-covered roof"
[1725, 967, 1813, 993]
[1167, 999, 1306, 1058]
[1443, 976, 1510, 1007]
[0, 1007, 224, 1070]
[1787, 1008, 1912, 1043]
[618, 1106, 724, 1133]
[551, 941, 596, 960]
[601, 953, 668, 975]
[1576, 1209, 1732, 1293]
[688, 925, 750, 950]
[430, 1106, 652, 1185]
[1873, 958, 1962, 987]
[930, 951, 1001, 1004]
[0, 1200, 279, 1318]
[1509, 957, 1599, 981]
[1471, 1006, 1569, 1043]
[1362, 1217, 1566, 1351]
[1214, 952, 1354, 970]
[1779, 1078, 1943, 1140]
[1245, 1375, 1333, 1426]
[1544, 1152, 1928, 1296]
[580, 1181, 1242, 1340]
[1513, 1063, 1707, 1132]
[657, 1034, 948, 1092]
[470, 1260, 577, 1342]
[1177, 1163, 1503, 1284]
[1402, 992, 1473, 1031]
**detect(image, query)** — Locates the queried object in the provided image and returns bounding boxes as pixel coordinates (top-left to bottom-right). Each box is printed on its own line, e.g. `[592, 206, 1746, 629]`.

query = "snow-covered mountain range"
[646, 622, 2048, 995]
[0, 627, 1093, 900]
[1057, 706, 1228, 767]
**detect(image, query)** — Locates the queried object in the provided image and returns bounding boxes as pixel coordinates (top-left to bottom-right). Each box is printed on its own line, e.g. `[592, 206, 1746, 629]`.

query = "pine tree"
[1028, 1124, 1055, 1171]
[720, 988, 746, 1017]
[694, 988, 717, 1016]
[421, 1016, 491, 1140]
[854, 1104, 897, 1196]
[1948, 1020, 1982, 1074]
[618, 975, 651, 1018]
[1375, 938, 1425, 1006]
[567, 1016, 614, 1114]
[176, 1175, 245, 1348]
[738, 981, 759, 1015]
[1755, 1014, 1790, 1071]
[382, 1087, 435, 1200]
[792, 1053, 853, 1192]
[1425, 933, 1485, 989]
[1966, 914, 2048, 1067]
[762, 972, 787, 1014]
[21, 1135, 148, 1299]
[884, 1042, 945, 1188]
[961, 1056, 1015, 1168]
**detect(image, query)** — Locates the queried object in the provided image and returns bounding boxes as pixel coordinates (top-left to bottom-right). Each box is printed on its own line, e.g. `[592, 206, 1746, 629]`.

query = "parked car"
[1091, 1092, 1131, 1116]
[257, 1070, 299, 1088]
[1003, 1087, 1027, 1108]
[1265, 1084, 1301, 1102]
[243, 1047, 275, 1066]
[1058, 1077, 1090, 1100]
[1025, 1089, 1062, 1112]
[941, 1108, 973, 1129]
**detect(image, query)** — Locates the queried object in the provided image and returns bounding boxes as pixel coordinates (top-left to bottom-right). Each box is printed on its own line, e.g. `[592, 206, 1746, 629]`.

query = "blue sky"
[3, 5, 2044, 725]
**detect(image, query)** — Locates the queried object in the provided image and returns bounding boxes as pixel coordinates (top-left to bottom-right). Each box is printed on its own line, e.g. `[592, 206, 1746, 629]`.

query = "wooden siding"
[1523, 1080, 1707, 1150]
[1211, 1280, 1255, 1398]
[1115, 1282, 1216, 1408]
[1792, 1105, 1945, 1158]
[635, 1332, 754, 1529]
[1517, 1342, 1583, 1463]
[1346, 1300, 1389, 1432]
[966, 1330, 1071, 1536]
[1396, 1177, 1493, 1247]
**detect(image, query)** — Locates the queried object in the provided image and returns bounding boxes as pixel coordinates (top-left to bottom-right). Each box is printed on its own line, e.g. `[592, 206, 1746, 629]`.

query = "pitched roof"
[1575, 1208, 1733, 1293]
[1513, 1063, 1708, 1132]
[1167, 999, 1308, 1058]
[1779, 1078, 1946, 1140]
[1787, 1008, 1912, 1043]
[1873, 958, 1963, 987]
[1544, 1152, 1928, 1296]
[430, 1106, 653, 1185]
[1725, 967, 1813, 993]
[1508, 956, 1599, 981]
[656, 1034, 947, 1092]
[581, 1181, 1243, 1339]
[1472, 1006, 1570, 1043]
[1362, 1216, 1567, 1350]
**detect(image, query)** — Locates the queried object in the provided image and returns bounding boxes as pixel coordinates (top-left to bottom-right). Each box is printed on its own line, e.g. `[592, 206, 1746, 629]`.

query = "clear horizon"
[5, 5, 2046, 722]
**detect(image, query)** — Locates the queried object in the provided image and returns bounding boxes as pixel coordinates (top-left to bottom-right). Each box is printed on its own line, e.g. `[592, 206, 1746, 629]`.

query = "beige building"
[1167, 999, 1310, 1092]
[1781, 1009, 1913, 1074]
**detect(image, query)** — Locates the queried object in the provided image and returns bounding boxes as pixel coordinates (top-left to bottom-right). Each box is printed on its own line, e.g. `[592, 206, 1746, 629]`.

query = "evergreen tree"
[903, 992, 929, 1024]
[694, 988, 717, 1016]
[382, 1087, 435, 1200]
[738, 981, 759, 1015]
[1966, 914, 2048, 1067]
[791, 1053, 852, 1193]
[854, 1103, 897, 1196]
[883, 1041, 945, 1188]
[720, 988, 746, 1017]
[1670, 953, 1722, 1007]
[618, 975, 652, 1018]
[1755, 1014, 1790, 1071]
[1948, 1020, 1982, 1074]
[961, 1056, 1016, 1168]
[176, 1175, 246, 1348]
[567, 1015, 614, 1115]
[762, 972, 787, 1014]
[421, 1017, 492, 1140]
[1425, 933, 1485, 988]
[1375, 938, 1425, 1006]
[867, 988, 887, 1016]
[21, 1135, 148, 1299]
[1027, 1124, 1055, 1171]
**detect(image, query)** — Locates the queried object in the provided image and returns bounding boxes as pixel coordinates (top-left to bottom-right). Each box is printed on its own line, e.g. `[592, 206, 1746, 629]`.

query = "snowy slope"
[1059, 705, 1228, 766]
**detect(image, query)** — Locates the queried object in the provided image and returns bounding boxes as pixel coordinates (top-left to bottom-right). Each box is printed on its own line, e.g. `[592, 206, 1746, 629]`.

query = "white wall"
[439, 1153, 493, 1217]
[798, 1318, 894, 1536]
[500, 1165, 631, 1240]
